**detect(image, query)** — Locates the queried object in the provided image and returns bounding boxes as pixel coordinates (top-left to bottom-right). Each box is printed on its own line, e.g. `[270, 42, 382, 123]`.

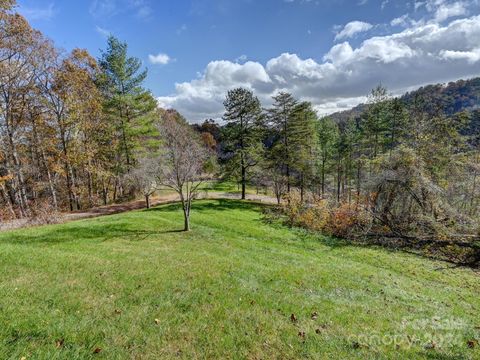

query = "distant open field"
[0, 199, 479, 359]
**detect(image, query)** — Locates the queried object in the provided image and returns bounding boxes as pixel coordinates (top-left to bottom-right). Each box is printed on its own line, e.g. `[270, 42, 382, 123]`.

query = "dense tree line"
[199, 84, 480, 260]
[0, 2, 160, 219]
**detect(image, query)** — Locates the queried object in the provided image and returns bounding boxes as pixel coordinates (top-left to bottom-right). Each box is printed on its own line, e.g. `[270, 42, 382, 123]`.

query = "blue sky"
[17, 0, 480, 122]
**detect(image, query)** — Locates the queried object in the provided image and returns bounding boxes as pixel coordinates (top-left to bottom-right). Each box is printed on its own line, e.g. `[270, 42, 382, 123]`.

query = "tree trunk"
[87, 169, 94, 208]
[65, 166, 74, 211]
[241, 174, 246, 199]
[32, 117, 58, 209]
[356, 159, 362, 200]
[60, 129, 75, 211]
[102, 179, 109, 205]
[0, 186, 16, 219]
[183, 205, 190, 231]
[286, 164, 291, 193]
[284, 117, 290, 194]
[241, 161, 246, 200]
[3, 174, 18, 218]
[145, 194, 150, 209]
[45, 165, 58, 210]
[337, 163, 341, 203]
[470, 170, 478, 215]
[10, 142, 29, 216]
[300, 172, 304, 203]
[5, 112, 29, 216]
[321, 158, 326, 196]
[113, 178, 118, 202]
[119, 116, 132, 172]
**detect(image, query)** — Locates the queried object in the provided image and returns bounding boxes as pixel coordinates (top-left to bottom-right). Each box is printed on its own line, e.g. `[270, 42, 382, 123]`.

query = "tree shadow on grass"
[147, 198, 263, 213]
[0, 222, 183, 245]
[287, 227, 353, 251]
[148, 198, 355, 252]
[0, 199, 255, 246]
[0, 199, 350, 251]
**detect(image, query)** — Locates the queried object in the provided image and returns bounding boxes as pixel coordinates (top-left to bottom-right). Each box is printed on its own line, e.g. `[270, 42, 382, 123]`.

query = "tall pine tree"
[97, 36, 157, 177]
[267, 92, 298, 192]
[223, 88, 264, 200]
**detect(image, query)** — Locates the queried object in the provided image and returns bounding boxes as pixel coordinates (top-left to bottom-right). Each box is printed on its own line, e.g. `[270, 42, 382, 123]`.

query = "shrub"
[366, 146, 479, 238]
[281, 191, 303, 227]
[298, 200, 330, 232]
[278, 191, 372, 236]
[280, 191, 330, 231]
[28, 200, 62, 226]
[325, 202, 372, 238]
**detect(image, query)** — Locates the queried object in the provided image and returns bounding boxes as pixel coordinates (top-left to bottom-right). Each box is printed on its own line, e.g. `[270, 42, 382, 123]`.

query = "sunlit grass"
[0, 199, 478, 359]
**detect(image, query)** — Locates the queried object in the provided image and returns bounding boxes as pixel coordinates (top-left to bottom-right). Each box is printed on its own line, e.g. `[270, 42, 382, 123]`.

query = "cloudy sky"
[17, 0, 480, 122]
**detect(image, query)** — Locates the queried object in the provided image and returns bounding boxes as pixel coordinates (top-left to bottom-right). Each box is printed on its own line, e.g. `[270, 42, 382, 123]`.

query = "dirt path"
[0, 192, 277, 232]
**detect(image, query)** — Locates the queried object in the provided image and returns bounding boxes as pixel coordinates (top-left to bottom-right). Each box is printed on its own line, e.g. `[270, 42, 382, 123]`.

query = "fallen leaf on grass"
[311, 312, 318, 320]
[154, 318, 160, 325]
[424, 341, 436, 350]
[467, 339, 478, 348]
[55, 339, 64, 348]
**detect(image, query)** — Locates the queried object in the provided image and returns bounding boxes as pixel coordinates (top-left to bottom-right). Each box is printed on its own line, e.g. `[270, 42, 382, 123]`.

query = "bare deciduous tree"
[157, 112, 210, 231]
[128, 157, 158, 209]
[269, 171, 288, 205]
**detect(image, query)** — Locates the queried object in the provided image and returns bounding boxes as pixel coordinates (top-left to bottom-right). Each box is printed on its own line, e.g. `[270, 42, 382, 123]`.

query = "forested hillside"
[330, 77, 480, 126]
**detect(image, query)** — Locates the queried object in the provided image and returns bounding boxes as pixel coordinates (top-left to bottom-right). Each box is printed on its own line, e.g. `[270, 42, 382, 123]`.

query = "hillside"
[329, 77, 480, 124]
[0, 200, 479, 359]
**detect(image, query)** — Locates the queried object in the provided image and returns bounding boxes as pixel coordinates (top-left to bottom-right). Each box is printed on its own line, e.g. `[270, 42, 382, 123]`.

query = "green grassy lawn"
[200, 179, 240, 192]
[153, 180, 259, 199]
[0, 200, 479, 359]
[199, 180, 270, 196]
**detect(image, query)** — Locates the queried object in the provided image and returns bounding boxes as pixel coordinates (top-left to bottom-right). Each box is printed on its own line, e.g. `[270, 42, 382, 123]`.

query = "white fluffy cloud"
[433, 1, 468, 21]
[149, 53, 172, 65]
[334, 21, 373, 41]
[391, 14, 411, 27]
[440, 48, 480, 63]
[158, 14, 480, 123]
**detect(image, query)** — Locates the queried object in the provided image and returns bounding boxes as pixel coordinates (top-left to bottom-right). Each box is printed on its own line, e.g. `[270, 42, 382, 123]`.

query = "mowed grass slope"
[0, 200, 479, 359]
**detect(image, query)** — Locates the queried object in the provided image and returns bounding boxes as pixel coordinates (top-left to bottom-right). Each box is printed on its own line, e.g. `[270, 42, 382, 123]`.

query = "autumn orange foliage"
[279, 191, 372, 238]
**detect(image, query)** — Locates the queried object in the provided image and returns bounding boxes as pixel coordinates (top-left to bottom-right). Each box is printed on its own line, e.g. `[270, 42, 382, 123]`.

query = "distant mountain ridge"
[329, 77, 480, 123]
